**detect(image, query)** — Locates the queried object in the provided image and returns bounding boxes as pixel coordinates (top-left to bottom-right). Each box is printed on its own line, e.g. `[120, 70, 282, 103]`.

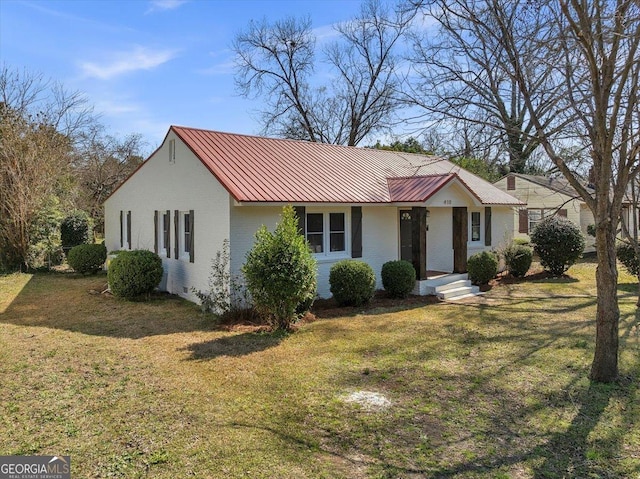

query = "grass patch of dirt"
[0, 261, 638, 478]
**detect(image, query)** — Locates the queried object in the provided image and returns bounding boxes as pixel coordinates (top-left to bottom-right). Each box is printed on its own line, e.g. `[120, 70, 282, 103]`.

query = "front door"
[452, 207, 468, 273]
[400, 210, 413, 262]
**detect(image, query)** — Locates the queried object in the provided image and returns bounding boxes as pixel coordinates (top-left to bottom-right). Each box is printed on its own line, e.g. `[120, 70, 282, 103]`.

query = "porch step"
[412, 273, 469, 296]
[434, 279, 472, 293]
[437, 285, 480, 301]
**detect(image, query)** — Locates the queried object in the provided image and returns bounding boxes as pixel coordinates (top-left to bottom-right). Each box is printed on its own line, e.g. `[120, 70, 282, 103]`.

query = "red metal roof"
[387, 174, 457, 202]
[169, 126, 523, 205]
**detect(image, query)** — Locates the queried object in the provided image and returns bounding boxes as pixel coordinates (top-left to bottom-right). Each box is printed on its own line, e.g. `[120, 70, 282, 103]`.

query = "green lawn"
[0, 261, 638, 478]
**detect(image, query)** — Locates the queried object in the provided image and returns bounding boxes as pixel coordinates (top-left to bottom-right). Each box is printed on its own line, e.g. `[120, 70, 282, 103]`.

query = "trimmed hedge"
[107, 250, 163, 300]
[504, 244, 533, 278]
[467, 251, 498, 285]
[329, 260, 375, 306]
[530, 216, 585, 276]
[67, 243, 107, 275]
[381, 260, 416, 298]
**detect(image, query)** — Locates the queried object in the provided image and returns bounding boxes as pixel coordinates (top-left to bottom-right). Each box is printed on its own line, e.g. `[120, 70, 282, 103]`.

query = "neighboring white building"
[493, 173, 597, 250]
[104, 126, 523, 301]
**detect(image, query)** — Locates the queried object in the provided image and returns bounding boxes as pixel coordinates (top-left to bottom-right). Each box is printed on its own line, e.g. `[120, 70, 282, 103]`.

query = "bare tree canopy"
[407, 0, 576, 173]
[73, 125, 145, 234]
[0, 66, 95, 270]
[233, 0, 416, 146]
[0, 65, 146, 270]
[413, 0, 639, 382]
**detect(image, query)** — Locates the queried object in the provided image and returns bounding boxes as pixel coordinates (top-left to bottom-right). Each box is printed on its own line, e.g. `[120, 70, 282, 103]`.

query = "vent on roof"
[169, 139, 176, 164]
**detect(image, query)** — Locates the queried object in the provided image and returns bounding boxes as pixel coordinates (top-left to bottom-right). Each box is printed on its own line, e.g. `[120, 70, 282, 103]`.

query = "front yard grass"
[0, 261, 638, 478]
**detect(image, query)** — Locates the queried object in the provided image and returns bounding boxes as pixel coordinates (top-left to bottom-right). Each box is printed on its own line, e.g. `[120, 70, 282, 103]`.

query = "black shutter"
[518, 209, 529, 234]
[174, 210, 179, 259]
[293, 206, 306, 235]
[126, 211, 131, 249]
[165, 210, 171, 258]
[351, 206, 362, 258]
[154, 211, 158, 254]
[485, 207, 492, 246]
[189, 209, 195, 263]
[119, 210, 123, 248]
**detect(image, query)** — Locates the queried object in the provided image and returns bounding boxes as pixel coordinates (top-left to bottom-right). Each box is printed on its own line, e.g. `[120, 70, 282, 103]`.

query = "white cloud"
[80, 46, 177, 80]
[94, 99, 141, 116]
[146, 0, 188, 14]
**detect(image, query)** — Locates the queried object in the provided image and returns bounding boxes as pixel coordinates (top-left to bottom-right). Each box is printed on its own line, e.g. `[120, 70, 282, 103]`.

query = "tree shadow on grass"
[180, 330, 289, 360]
[530, 379, 634, 479]
[0, 273, 221, 339]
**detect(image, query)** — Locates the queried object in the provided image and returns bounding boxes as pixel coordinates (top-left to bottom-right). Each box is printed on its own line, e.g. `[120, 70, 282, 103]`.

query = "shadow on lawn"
[0, 273, 219, 339]
[319, 294, 638, 478]
[180, 330, 289, 360]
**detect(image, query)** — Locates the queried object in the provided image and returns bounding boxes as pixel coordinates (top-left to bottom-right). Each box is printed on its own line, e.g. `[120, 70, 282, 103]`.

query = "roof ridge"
[170, 125, 446, 159]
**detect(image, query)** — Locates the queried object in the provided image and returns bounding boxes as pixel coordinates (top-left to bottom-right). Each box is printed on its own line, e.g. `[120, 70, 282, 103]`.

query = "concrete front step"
[413, 273, 469, 295]
[437, 285, 480, 300]
[434, 279, 472, 293]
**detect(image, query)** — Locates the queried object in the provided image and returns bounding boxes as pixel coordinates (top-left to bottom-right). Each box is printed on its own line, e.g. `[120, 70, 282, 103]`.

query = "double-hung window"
[528, 209, 544, 233]
[157, 210, 170, 256]
[183, 212, 191, 255]
[470, 211, 481, 242]
[329, 213, 345, 252]
[305, 210, 347, 256]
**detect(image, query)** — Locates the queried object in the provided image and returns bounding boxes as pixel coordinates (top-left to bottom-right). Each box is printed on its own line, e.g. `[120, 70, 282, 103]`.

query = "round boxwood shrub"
[467, 251, 498, 285]
[107, 250, 163, 300]
[530, 216, 585, 276]
[617, 242, 639, 276]
[67, 243, 107, 275]
[329, 260, 376, 306]
[504, 244, 533, 278]
[381, 260, 416, 298]
[61, 211, 92, 254]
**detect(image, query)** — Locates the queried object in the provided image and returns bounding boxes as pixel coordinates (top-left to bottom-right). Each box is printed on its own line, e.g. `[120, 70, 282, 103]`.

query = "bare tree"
[419, 0, 639, 382]
[406, 0, 573, 173]
[233, 0, 415, 146]
[73, 125, 145, 235]
[0, 66, 93, 270]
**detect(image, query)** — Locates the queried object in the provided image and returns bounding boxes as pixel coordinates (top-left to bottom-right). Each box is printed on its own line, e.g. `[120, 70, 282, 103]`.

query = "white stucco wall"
[229, 204, 399, 298]
[104, 131, 231, 301]
[229, 201, 512, 298]
[425, 205, 514, 273]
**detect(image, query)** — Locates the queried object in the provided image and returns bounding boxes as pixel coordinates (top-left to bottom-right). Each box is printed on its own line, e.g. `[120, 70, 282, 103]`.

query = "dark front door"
[452, 207, 468, 273]
[400, 210, 413, 262]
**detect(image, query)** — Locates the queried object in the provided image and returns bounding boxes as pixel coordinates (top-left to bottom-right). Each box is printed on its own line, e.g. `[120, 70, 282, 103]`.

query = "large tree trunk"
[591, 226, 619, 382]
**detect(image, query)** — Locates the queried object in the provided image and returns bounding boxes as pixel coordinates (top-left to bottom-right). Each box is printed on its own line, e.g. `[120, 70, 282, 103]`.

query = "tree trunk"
[590, 227, 619, 382]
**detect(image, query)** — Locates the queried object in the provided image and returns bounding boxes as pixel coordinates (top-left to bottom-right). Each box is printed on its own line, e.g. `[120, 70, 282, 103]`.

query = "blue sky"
[0, 0, 370, 151]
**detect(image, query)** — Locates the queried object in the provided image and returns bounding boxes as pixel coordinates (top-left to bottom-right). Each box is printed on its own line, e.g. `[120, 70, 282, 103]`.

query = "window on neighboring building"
[471, 211, 481, 242]
[528, 209, 543, 233]
[507, 175, 516, 190]
[305, 211, 347, 255]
